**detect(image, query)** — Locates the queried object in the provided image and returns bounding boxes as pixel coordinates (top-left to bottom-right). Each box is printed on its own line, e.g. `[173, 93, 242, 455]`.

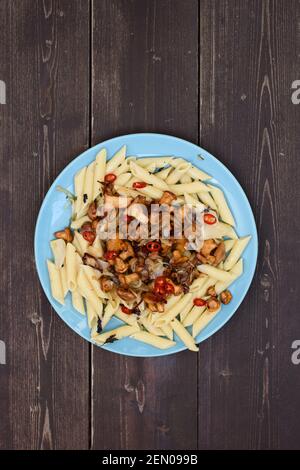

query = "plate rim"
[34, 132, 258, 357]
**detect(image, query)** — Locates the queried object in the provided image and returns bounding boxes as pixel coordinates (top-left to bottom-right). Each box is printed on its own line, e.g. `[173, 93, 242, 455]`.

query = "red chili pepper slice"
[193, 298, 207, 307]
[203, 213, 217, 225]
[126, 215, 134, 223]
[82, 231, 96, 244]
[121, 305, 133, 314]
[146, 241, 161, 252]
[132, 181, 147, 189]
[104, 173, 117, 183]
[154, 276, 166, 288]
[104, 250, 118, 261]
[164, 282, 175, 295]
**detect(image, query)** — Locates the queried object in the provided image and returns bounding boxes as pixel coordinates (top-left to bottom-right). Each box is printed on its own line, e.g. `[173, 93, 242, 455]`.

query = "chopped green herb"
[83, 193, 88, 203]
[104, 334, 118, 345]
[56, 185, 77, 203]
[97, 318, 102, 334]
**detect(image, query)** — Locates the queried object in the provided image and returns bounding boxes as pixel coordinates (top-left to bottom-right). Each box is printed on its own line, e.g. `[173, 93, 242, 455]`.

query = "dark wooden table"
[0, 0, 299, 450]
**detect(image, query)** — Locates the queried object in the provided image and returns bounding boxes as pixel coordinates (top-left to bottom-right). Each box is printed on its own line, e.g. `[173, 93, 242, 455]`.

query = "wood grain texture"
[198, 0, 300, 449]
[91, 0, 199, 450]
[0, 0, 90, 449]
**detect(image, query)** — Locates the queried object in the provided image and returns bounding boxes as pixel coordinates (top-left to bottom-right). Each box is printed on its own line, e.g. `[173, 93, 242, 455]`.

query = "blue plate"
[34, 133, 258, 357]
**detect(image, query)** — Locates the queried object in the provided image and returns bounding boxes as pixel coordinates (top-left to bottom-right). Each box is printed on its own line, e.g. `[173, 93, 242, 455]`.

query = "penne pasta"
[71, 215, 90, 230]
[223, 236, 251, 271]
[65, 243, 77, 292]
[197, 264, 234, 283]
[197, 191, 218, 211]
[47, 260, 64, 305]
[92, 148, 106, 200]
[77, 267, 102, 314]
[168, 181, 209, 195]
[134, 156, 174, 168]
[115, 172, 132, 186]
[50, 238, 66, 268]
[209, 185, 235, 226]
[192, 307, 221, 338]
[171, 318, 199, 352]
[114, 310, 138, 326]
[169, 158, 211, 181]
[215, 259, 243, 294]
[129, 161, 169, 191]
[60, 264, 68, 298]
[87, 236, 103, 258]
[183, 304, 207, 327]
[106, 145, 126, 173]
[93, 324, 140, 344]
[155, 166, 173, 181]
[139, 317, 165, 336]
[72, 290, 85, 315]
[166, 159, 191, 184]
[74, 166, 87, 216]
[73, 230, 89, 257]
[102, 299, 120, 328]
[224, 239, 236, 253]
[160, 323, 174, 341]
[184, 193, 206, 211]
[131, 331, 176, 349]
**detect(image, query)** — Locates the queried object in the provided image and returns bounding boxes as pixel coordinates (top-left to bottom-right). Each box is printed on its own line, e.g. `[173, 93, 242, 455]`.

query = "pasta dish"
[47, 146, 250, 352]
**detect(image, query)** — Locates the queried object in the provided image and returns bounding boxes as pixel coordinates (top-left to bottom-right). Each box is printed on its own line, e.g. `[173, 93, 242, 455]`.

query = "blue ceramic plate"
[34, 133, 258, 357]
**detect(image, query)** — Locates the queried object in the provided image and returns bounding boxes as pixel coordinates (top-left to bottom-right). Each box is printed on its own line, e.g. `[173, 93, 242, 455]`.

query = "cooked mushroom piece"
[54, 227, 73, 243]
[106, 236, 125, 252]
[116, 288, 137, 301]
[159, 191, 177, 205]
[88, 202, 98, 220]
[220, 289, 233, 305]
[114, 257, 128, 273]
[82, 253, 99, 269]
[200, 239, 218, 257]
[119, 241, 135, 260]
[206, 285, 216, 297]
[123, 273, 140, 285]
[100, 276, 114, 292]
[213, 241, 225, 266]
[207, 297, 221, 312]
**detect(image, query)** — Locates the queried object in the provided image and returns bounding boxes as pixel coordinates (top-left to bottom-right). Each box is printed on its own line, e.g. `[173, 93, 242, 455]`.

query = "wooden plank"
[91, 0, 199, 450]
[198, 0, 300, 449]
[0, 0, 90, 449]
[0, 0, 12, 450]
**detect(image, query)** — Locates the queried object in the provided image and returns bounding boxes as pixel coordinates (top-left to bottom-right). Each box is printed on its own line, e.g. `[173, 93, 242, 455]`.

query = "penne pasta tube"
[87, 236, 103, 258]
[192, 307, 221, 338]
[180, 303, 194, 322]
[203, 221, 238, 240]
[184, 193, 206, 211]
[102, 299, 120, 328]
[171, 318, 199, 352]
[76, 162, 95, 218]
[160, 323, 174, 341]
[168, 181, 210, 195]
[47, 260, 64, 305]
[114, 310, 138, 326]
[113, 159, 130, 176]
[77, 267, 102, 313]
[139, 317, 165, 336]
[224, 239, 236, 253]
[65, 243, 77, 292]
[131, 331, 176, 349]
[215, 259, 243, 294]
[183, 304, 207, 327]
[223, 236, 251, 271]
[129, 161, 169, 191]
[105, 145, 126, 173]
[50, 238, 66, 268]
[115, 172, 132, 186]
[158, 293, 193, 325]
[86, 299, 99, 329]
[197, 264, 235, 283]
[72, 290, 85, 315]
[155, 166, 173, 181]
[92, 148, 106, 200]
[179, 173, 192, 184]
[168, 158, 211, 180]
[80, 265, 108, 299]
[60, 264, 68, 298]
[93, 324, 140, 344]
[197, 191, 218, 211]
[73, 230, 89, 257]
[74, 166, 87, 216]
[134, 156, 174, 168]
[209, 185, 235, 226]
[165, 160, 191, 184]
[71, 215, 90, 230]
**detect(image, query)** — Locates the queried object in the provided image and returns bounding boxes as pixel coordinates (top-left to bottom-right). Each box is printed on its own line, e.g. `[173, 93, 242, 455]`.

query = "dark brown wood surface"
[0, 0, 299, 450]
